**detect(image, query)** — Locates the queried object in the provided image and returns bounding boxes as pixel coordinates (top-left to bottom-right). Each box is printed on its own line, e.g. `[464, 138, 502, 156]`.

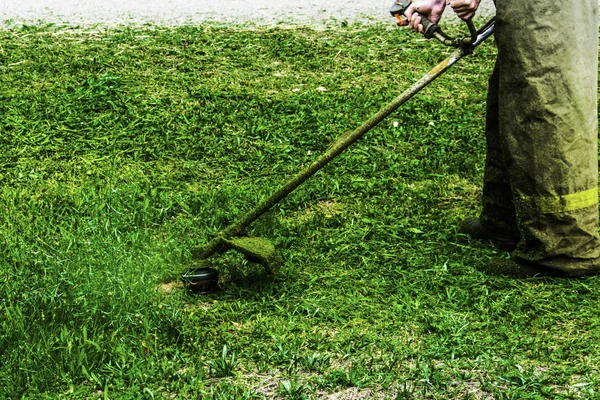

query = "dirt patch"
[156, 281, 184, 295]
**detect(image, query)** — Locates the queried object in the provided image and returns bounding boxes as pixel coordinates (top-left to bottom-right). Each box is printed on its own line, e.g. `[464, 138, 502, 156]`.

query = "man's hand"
[404, 0, 446, 34]
[448, 0, 480, 20]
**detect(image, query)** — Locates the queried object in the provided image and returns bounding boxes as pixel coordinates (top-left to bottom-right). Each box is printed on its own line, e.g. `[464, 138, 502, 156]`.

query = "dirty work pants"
[480, 0, 600, 273]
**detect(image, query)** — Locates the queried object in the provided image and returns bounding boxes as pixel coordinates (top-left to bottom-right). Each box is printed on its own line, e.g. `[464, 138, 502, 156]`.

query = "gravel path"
[1, 0, 495, 28]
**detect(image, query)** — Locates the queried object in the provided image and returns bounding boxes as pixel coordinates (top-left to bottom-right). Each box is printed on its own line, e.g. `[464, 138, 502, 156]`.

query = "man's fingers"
[456, 11, 475, 20]
[404, 0, 446, 33]
[405, 2, 423, 34]
[408, 13, 424, 33]
[403, 2, 418, 20]
[449, 0, 476, 7]
[405, 0, 433, 20]
[449, 0, 479, 12]
[448, 0, 478, 20]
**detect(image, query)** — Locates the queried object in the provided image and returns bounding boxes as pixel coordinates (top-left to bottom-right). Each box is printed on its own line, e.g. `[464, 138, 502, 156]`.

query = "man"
[404, 0, 600, 277]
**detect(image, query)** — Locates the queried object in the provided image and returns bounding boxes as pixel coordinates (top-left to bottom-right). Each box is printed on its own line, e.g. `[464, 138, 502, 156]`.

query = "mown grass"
[1, 21, 599, 399]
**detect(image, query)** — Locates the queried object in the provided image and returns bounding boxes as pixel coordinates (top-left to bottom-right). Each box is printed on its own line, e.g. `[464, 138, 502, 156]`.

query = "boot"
[459, 217, 519, 251]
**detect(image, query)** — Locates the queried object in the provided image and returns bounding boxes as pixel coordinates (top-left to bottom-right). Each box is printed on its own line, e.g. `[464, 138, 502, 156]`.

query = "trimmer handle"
[390, 0, 478, 47]
[390, 0, 439, 39]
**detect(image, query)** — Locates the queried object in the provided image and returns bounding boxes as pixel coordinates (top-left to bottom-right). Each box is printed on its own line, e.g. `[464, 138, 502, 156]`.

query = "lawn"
[1, 20, 599, 399]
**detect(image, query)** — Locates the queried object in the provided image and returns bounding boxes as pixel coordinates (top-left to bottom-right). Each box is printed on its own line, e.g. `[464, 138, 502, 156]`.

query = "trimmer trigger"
[393, 13, 409, 26]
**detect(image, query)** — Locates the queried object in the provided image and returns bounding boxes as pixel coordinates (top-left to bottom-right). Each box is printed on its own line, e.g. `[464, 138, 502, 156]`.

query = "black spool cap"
[181, 267, 219, 294]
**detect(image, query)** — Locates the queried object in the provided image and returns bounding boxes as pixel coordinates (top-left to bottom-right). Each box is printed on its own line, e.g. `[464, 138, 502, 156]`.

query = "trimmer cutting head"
[181, 267, 219, 294]
[182, 236, 281, 291]
[189, 235, 282, 275]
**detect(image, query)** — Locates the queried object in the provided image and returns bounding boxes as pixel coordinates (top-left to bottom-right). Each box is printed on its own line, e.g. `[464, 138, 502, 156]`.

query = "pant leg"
[495, 0, 600, 273]
[480, 60, 520, 238]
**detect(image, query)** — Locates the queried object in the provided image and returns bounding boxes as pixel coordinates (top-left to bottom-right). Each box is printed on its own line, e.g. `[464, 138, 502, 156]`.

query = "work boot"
[459, 217, 520, 251]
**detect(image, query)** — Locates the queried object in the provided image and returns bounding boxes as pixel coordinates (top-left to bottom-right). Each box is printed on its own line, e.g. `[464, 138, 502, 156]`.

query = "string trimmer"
[184, 3, 496, 286]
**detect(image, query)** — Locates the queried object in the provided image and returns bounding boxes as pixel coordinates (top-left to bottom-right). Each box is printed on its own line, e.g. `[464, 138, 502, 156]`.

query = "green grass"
[1, 21, 599, 399]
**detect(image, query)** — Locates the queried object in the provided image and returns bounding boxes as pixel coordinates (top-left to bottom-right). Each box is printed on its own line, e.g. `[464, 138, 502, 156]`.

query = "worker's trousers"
[480, 0, 600, 273]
